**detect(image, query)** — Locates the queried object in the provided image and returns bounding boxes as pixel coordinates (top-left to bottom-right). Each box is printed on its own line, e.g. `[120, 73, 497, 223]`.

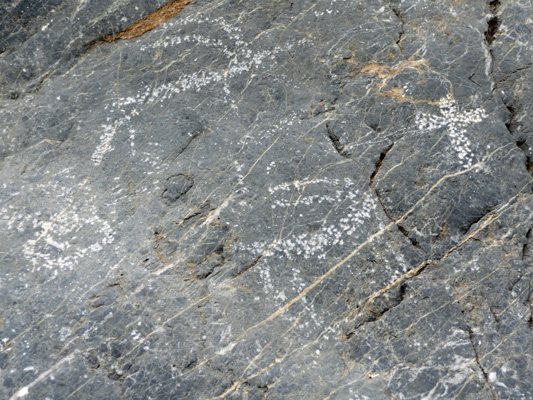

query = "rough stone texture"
[1, 0, 533, 399]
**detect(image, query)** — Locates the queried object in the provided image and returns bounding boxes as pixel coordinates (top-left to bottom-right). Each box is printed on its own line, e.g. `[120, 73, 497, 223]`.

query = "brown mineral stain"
[377, 86, 409, 102]
[103, 0, 192, 42]
[360, 57, 427, 82]
[377, 85, 443, 105]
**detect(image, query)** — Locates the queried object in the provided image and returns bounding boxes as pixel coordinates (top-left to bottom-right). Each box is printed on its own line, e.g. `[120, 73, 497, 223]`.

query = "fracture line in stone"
[9, 353, 77, 400]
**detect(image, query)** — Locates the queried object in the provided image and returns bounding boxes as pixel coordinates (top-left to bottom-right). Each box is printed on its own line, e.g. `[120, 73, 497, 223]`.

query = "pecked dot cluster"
[415, 95, 487, 169]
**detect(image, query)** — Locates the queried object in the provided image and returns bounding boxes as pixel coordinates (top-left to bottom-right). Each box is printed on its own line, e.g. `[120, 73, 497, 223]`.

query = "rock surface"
[1, 0, 533, 399]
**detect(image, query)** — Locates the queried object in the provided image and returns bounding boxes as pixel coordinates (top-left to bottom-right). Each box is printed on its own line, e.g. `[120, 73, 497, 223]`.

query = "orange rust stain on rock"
[377, 85, 441, 105]
[360, 58, 427, 81]
[359, 64, 391, 79]
[377, 86, 411, 102]
[103, 0, 192, 42]
[360, 57, 446, 104]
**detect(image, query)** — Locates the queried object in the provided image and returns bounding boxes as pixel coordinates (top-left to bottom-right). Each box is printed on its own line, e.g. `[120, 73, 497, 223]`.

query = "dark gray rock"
[1, 0, 533, 399]
[162, 174, 194, 205]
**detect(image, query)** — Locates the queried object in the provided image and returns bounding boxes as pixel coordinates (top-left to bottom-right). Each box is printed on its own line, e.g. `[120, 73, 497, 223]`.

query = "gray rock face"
[1, 0, 532, 399]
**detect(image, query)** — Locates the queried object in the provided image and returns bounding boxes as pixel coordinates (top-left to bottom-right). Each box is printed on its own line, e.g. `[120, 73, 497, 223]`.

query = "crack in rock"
[383, 0, 405, 53]
[344, 283, 408, 339]
[504, 102, 533, 177]
[369, 143, 394, 188]
[371, 142, 423, 249]
[485, 1, 501, 45]
[484, 0, 502, 91]
[522, 228, 533, 260]
[467, 326, 498, 400]
[326, 122, 349, 158]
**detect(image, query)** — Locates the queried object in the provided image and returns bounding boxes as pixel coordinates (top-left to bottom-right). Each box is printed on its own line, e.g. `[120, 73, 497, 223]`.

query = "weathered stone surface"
[1, 0, 533, 399]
